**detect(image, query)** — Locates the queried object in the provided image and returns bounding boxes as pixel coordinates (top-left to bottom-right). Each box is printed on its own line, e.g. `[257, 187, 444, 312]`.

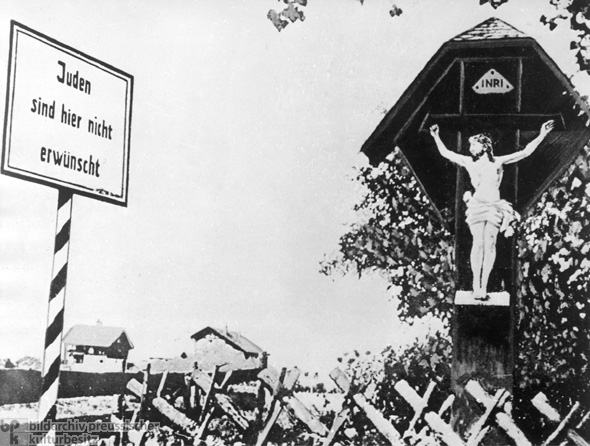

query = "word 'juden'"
[57, 60, 91, 95]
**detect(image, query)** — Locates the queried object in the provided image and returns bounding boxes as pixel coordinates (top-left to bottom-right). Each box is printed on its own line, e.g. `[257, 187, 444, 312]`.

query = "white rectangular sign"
[2, 21, 133, 206]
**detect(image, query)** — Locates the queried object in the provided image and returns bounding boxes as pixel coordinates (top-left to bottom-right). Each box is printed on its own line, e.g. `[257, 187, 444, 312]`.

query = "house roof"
[452, 17, 527, 41]
[190, 327, 264, 355]
[63, 325, 134, 349]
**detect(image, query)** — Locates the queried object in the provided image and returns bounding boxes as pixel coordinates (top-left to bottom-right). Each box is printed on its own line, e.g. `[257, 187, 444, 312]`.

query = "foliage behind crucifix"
[320, 147, 455, 324]
[321, 141, 590, 438]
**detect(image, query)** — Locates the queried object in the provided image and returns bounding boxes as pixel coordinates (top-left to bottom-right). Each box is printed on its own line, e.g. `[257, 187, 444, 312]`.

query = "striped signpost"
[38, 190, 73, 428]
[1, 21, 133, 439]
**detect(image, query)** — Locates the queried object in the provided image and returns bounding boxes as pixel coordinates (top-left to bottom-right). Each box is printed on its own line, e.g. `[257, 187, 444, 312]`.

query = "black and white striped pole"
[2, 22, 133, 442]
[38, 189, 73, 438]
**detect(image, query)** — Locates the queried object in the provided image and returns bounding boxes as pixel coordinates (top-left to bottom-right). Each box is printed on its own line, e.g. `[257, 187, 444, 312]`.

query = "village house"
[148, 326, 268, 379]
[190, 326, 268, 373]
[62, 323, 133, 373]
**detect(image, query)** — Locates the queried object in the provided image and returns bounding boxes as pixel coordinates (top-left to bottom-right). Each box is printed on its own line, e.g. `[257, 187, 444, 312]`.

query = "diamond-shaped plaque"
[472, 69, 514, 94]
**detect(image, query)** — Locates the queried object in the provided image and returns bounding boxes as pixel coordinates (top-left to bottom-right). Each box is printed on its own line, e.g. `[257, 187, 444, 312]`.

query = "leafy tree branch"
[320, 148, 455, 325]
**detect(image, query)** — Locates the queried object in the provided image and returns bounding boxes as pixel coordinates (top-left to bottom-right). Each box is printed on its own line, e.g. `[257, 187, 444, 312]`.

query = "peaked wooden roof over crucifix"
[452, 17, 527, 41]
[361, 18, 590, 220]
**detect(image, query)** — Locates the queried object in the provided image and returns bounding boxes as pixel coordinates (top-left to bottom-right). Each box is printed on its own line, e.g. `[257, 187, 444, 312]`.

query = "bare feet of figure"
[473, 288, 490, 301]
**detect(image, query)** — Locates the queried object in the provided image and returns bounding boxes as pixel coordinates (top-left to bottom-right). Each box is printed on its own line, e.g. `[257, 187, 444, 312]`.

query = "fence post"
[329, 368, 405, 446]
[532, 392, 589, 446]
[394, 379, 465, 446]
[465, 380, 531, 446]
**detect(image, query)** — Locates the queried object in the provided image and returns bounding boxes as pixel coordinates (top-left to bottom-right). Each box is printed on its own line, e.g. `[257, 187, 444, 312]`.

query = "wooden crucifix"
[360, 18, 590, 433]
[426, 118, 555, 300]
[418, 80, 563, 430]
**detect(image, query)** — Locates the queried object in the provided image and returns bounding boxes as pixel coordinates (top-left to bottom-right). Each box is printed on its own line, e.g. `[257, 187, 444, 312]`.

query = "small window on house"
[74, 354, 83, 364]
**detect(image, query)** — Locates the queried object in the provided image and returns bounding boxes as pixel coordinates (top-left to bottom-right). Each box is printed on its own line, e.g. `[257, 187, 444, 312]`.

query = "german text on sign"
[2, 22, 133, 206]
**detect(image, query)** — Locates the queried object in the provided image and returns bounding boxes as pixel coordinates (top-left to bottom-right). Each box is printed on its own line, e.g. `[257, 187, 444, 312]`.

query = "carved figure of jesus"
[429, 120, 554, 300]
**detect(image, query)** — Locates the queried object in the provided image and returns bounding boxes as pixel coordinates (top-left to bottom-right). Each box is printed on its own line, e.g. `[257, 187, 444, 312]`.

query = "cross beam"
[420, 113, 564, 133]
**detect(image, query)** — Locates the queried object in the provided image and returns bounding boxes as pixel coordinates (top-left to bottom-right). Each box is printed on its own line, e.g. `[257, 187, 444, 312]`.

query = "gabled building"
[62, 323, 133, 373]
[190, 326, 267, 373]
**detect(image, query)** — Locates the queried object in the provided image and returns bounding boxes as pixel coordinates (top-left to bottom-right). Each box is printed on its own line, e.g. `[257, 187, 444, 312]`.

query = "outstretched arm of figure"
[497, 120, 554, 165]
[429, 124, 468, 166]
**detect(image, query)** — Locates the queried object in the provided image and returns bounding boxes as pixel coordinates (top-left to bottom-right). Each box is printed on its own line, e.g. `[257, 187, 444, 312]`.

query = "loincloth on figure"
[463, 191, 520, 237]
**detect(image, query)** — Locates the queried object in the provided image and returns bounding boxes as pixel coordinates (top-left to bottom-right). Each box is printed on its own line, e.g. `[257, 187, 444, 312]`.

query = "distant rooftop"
[63, 324, 133, 349]
[191, 326, 264, 356]
[452, 17, 528, 41]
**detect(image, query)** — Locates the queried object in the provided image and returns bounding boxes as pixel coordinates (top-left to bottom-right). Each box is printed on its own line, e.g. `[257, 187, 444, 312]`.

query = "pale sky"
[0, 0, 588, 375]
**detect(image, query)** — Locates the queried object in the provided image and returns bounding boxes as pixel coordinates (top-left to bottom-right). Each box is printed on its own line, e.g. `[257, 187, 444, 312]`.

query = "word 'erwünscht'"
[40, 146, 101, 177]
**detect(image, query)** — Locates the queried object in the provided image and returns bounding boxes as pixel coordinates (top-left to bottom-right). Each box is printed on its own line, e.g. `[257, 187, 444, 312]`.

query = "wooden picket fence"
[114, 365, 589, 446]
[326, 368, 590, 446]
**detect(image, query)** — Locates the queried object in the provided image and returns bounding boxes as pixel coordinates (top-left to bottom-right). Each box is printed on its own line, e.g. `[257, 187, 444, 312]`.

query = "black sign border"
[2, 20, 134, 207]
